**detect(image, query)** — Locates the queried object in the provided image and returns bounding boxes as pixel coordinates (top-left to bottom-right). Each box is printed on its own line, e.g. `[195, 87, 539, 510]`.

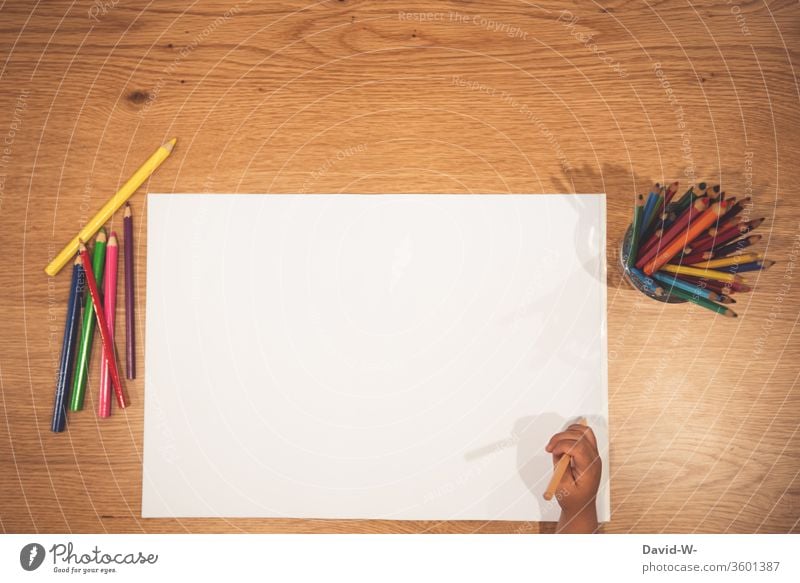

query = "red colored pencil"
[663, 181, 680, 205]
[669, 251, 707, 265]
[79, 242, 128, 409]
[673, 275, 728, 294]
[691, 218, 764, 253]
[678, 274, 752, 294]
[98, 232, 119, 418]
[709, 197, 751, 236]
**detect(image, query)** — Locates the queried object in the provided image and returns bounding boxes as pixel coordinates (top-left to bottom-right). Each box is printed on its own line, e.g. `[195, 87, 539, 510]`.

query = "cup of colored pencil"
[620, 181, 772, 318]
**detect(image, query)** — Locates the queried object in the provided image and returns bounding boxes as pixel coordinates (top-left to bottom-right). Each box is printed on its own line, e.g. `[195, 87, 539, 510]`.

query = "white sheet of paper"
[142, 194, 609, 521]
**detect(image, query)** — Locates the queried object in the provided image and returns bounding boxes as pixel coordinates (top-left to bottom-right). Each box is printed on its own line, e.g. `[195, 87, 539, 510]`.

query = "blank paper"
[142, 194, 609, 521]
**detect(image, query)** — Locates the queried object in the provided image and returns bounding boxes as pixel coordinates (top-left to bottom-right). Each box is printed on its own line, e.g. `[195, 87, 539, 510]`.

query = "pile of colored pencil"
[623, 181, 772, 318]
[48, 138, 175, 433]
[51, 219, 137, 432]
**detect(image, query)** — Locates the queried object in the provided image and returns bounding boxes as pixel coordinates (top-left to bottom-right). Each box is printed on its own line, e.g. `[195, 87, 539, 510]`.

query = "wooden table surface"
[1, 0, 798, 534]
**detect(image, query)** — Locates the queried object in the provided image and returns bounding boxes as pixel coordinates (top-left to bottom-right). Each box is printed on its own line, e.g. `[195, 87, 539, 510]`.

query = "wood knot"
[127, 90, 151, 105]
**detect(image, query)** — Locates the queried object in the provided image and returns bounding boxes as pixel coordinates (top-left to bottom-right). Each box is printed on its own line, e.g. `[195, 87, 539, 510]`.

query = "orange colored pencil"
[636, 197, 709, 269]
[543, 418, 588, 501]
[643, 202, 728, 275]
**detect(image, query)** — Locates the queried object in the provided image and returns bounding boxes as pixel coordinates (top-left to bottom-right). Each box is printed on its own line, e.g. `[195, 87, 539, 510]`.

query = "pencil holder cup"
[619, 225, 685, 304]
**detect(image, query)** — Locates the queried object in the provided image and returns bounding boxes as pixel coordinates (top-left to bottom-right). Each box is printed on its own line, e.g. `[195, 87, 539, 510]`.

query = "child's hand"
[545, 423, 602, 533]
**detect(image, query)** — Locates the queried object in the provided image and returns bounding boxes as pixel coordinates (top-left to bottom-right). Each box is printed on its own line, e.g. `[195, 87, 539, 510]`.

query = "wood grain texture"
[1, 0, 798, 534]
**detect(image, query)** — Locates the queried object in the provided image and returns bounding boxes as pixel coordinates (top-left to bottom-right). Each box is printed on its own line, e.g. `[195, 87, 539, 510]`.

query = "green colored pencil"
[70, 229, 107, 411]
[626, 194, 646, 268]
[666, 186, 692, 211]
[667, 285, 737, 318]
[671, 189, 699, 215]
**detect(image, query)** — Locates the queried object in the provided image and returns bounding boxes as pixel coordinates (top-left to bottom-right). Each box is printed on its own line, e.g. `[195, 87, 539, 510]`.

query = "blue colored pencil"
[717, 260, 775, 273]
[712, 234, 762, 259]
[642, 192, 657, 230]
[51, 255, 84, 433]
[651, 271, 721, 302]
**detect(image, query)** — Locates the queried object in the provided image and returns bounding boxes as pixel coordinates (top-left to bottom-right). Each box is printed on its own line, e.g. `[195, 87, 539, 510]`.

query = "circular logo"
[19, 543, 45, 571]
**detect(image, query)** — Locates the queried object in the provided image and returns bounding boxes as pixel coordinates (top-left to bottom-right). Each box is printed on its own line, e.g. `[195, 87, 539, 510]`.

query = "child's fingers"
[570, 445, 602, 472]
[549, 438, 580, 461]
[551, 439, 598, 470]
[545, 430, 584, 452]
[545, 427, 596, 453]
[566, 424, 598, 450]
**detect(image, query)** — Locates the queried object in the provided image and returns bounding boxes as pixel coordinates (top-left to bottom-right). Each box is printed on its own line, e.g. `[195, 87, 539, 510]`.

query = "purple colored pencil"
[124, 204, 136, 379]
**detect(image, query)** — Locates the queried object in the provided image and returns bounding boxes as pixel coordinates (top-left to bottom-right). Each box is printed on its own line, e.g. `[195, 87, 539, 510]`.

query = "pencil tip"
[163, 138, 177, 152]
[124, 204, 132, 218]
[108, 232, 118, 245]
[95, 229, 107, 243]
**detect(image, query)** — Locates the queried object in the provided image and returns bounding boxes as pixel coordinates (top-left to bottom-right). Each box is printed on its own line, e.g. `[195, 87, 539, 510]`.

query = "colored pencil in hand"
[543, 418, 587, 501]
[51, 255, 84, 433]
[124, 204, 136, 379]
[98, 232, 119, 418]
[78, 242, 127, 409]
[71, 229, 107, 411]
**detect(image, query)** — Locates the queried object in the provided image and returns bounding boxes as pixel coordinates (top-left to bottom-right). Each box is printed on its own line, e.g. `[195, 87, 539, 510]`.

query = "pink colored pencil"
[79, 241, 127, 409]
[98, 232, 119, 418]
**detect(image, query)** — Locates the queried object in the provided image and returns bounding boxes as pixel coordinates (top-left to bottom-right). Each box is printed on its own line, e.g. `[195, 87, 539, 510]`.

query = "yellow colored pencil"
[690, 253, 763, 270]
[45, 138, 176, 276]
[660, 263, 745, 284]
